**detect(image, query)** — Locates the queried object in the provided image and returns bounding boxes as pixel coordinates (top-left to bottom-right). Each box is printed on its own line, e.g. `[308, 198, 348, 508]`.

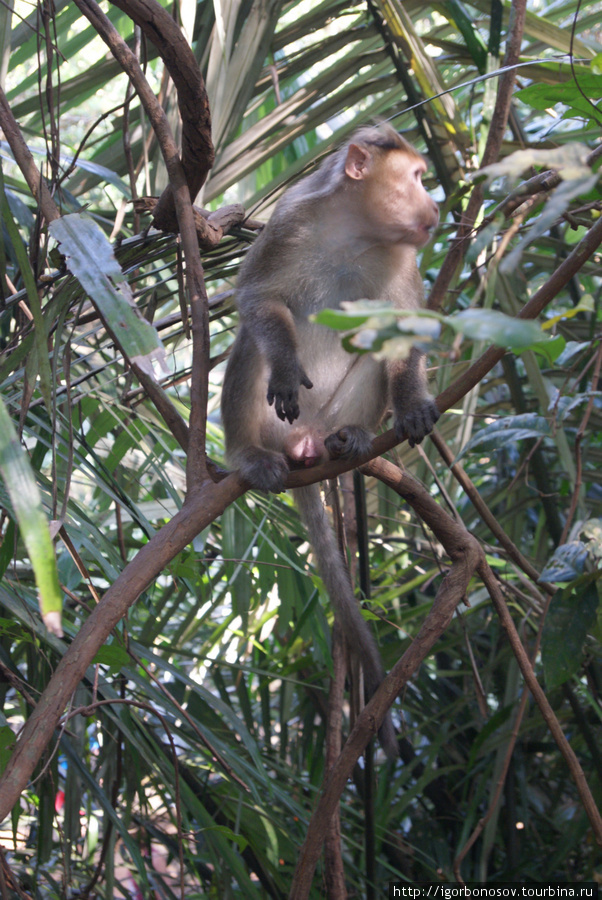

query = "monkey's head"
[341, 125, 440, 248]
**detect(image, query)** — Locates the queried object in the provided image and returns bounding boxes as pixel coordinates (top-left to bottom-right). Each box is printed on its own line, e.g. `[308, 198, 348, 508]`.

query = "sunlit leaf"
[49, 214, 167, 377]
[448, 308, 545, 348]
[0, 397, 63, 635]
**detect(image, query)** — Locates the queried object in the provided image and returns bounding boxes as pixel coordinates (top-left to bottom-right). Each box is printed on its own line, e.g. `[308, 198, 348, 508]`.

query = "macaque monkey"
[221, 124, 439, 753]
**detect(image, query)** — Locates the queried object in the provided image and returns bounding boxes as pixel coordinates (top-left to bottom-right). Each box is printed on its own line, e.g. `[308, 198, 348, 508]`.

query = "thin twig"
[479, 562, 602, 845]
[429, 429, 555, 593]
[559, 339, 602, 544]
[427, 0, 528, 312]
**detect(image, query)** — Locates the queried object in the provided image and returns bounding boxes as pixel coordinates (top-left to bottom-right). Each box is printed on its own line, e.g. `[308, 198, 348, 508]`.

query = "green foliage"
[516, 75, 602, 128]
[0, 0, 601, 895]
[0, 398, 62, 628]
[313, 303, 548, 356]
[49, 214, 167, 374]
[542, 576, 600, 689]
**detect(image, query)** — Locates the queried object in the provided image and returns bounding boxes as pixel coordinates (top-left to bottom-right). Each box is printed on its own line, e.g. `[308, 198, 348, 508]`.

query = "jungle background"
[0, 0, 601, 896]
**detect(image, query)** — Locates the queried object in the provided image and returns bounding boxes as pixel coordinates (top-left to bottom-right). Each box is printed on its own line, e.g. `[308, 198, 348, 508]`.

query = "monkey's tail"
[293, 483, 398, 757]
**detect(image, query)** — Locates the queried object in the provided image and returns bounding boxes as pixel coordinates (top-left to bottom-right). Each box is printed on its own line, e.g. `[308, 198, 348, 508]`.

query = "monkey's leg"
[390, 347, 440, 447]
[222, 332, 291, 493]
[234, 446, 289, 493]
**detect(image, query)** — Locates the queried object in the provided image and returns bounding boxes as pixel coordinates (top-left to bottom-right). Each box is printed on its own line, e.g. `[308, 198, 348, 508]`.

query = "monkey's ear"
[344, 143, 372, 180]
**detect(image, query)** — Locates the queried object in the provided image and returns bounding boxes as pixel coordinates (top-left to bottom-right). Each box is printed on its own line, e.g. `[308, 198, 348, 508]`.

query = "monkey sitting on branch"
[221, 123, 440, 754]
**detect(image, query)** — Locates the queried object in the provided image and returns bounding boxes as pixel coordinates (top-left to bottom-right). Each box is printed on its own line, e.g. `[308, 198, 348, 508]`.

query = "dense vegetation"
[0, 0, 600, 896]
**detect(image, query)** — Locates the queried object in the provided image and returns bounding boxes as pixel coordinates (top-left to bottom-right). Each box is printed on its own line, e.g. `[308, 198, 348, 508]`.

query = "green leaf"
[312, 303, 397, 330]
[222, 502, 256, 624]
[522, 333, 566, 364]
[440, 0, 487, 72]
[542, 576, 600, 689]
[542, 294, 595, 330]
[456, 413, 550, 459]
[201, 824, 249, 853]
[0, 164, 53, 411]
[448, 309, 545, 349]
[0, 725, 16, 776]
[516, 77, 602, 125]
[0, 397, 62, 634]
[49, 214, 166, 376]
[92, 644, 131, 672]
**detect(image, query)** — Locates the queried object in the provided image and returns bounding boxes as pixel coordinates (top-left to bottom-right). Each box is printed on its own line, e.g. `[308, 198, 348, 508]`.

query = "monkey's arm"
[238, 291, 313, 424]
[389, 347, 439, 447]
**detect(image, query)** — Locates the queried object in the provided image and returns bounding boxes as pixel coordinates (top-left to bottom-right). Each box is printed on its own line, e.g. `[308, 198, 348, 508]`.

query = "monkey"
[221, 123, 440, 754]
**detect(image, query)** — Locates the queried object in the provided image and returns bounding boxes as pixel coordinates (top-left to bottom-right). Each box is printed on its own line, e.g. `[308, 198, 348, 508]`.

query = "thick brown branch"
[133, 198, 246, 248]
[0, 86, 59, 223]
[0, 475, 245, 822]
[109, 0, 214, 231]
[73, 0, 210, 486]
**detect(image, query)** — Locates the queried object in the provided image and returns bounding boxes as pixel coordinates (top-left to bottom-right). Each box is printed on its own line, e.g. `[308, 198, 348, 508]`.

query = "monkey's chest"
[293, 320, 386, 430]
[292, 255, 390, 315]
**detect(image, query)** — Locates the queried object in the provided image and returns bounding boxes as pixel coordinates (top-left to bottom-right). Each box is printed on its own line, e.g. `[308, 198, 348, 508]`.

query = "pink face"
[346, 146, 439, 247]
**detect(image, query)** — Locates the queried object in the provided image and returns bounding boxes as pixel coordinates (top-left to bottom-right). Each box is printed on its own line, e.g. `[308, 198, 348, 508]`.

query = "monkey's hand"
[394, 399, 440, 448]
[267, 363, 313, 424]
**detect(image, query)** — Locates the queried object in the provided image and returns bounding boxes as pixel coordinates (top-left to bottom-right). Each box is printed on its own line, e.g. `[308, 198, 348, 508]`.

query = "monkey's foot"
[395, 399, 440, 448]
[325, 425, 373, 460]
[238, 448, 289, 493]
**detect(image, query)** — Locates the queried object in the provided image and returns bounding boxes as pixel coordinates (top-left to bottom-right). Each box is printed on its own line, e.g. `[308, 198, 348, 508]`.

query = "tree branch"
[73, 0, 211, 486]
[290, 458, 483, 899]
[427, 0, 528, 312]
[0, 86, 59, 223]
[429, 429, 555, 594]
[478, 562, 602, 848]
[0, 474, 245, 822]
[108, 0, 214, 232]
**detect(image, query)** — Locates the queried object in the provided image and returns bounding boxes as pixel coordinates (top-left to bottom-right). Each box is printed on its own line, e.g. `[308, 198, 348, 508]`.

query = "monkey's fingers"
[301, 373, 313, 391]
[267, 388, 300, 423]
